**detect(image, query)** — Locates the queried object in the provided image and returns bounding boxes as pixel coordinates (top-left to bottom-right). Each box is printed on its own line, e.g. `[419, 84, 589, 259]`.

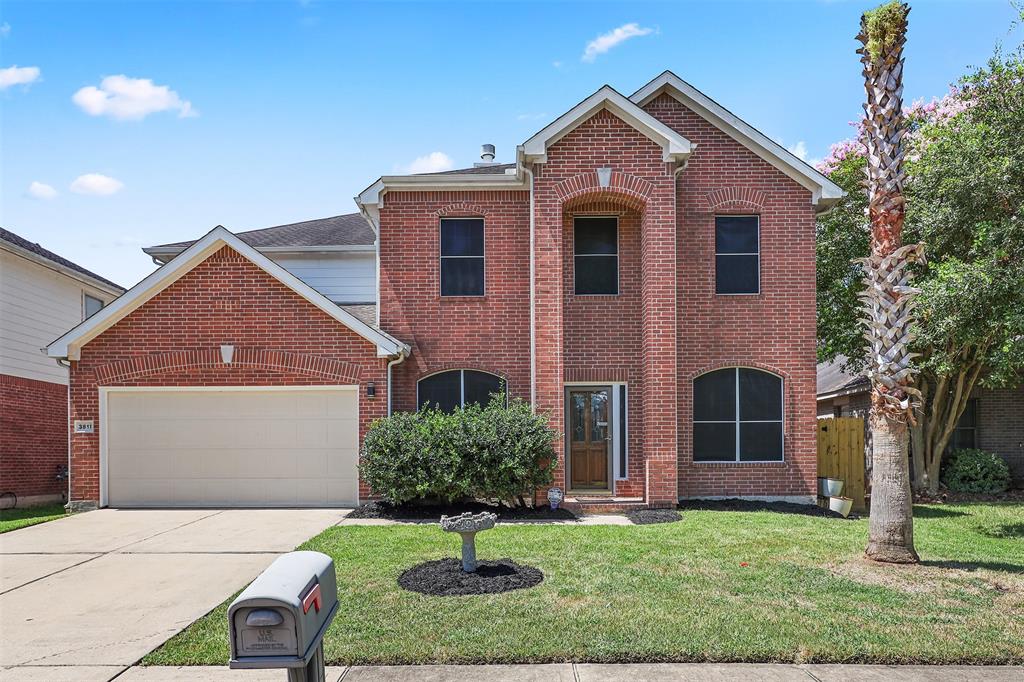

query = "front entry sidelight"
[567, 387, 611, 490]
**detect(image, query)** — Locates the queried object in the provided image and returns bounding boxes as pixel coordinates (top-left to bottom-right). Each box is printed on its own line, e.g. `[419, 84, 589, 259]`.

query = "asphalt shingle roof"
[420, 163, 517, 176]
[152, 213, 376, 250]
[817, 356, 869, 397]
[0, 226, 124, 291]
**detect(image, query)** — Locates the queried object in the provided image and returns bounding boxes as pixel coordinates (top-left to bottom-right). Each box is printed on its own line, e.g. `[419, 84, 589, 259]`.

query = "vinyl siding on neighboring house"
[272, 253, 376, 303]
[0, 249, 113, 385]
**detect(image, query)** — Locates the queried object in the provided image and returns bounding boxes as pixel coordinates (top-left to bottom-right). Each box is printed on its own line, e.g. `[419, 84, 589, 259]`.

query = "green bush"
[359, 396, 558, 505]
[941, 448, 1012, 494]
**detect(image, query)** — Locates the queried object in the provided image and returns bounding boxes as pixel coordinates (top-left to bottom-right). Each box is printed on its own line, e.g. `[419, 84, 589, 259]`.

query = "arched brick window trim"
[556, 171, 652, 213]
[686, 362, 795, 450]
[93, 348, 363, 385]
[415, 364, 511, 391]
[434, 203, 491, 217]
[704, 187, 768, 212]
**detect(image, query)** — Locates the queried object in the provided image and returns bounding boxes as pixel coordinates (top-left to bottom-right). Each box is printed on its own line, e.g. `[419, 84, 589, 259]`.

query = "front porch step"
[563, 496, 649, 514]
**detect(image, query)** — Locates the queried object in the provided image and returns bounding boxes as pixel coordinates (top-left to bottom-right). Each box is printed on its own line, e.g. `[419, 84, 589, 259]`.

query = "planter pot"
[829, 496, 854, 518]
[818, 477, 844, 497]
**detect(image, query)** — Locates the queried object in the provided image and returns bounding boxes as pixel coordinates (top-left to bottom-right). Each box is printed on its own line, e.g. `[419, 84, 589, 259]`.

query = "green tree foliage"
[817, 47, 1024, 491]
[359, 396, 558, 505]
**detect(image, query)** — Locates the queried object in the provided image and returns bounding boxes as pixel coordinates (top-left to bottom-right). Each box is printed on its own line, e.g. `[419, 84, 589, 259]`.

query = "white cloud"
[582, 23, 654, 62]
[787, 141, 808, 161]
[72, 75, 197, 121]
[27, 181, 58, 200]
[552, 60, 564, 69]
[400, 151, 454, 174]
[0, 65, 41, 90]
[70, 173, 124, 196]
[0, 22, 11, 38]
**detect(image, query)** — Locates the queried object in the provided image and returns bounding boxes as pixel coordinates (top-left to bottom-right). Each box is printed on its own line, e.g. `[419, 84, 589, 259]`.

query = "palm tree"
[856, 1, 923, 563]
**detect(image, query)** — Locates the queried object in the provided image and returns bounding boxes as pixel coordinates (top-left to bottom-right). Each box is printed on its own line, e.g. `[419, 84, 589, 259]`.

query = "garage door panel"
[105, 388, 359, 507]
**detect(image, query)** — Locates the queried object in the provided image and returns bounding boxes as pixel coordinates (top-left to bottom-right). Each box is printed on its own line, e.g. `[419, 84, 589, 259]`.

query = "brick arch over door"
[92, 348, 364, 385]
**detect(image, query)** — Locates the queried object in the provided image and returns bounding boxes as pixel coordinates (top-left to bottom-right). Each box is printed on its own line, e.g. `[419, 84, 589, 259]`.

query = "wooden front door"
[567, 387, 611, 490]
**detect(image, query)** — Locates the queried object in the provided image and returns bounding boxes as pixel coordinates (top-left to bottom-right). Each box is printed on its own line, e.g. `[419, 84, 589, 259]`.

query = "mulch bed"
[398, 558, 544, 596]
[627, 508, 683, 525]
[348, 500, 578, 522]
[678, 498, 856, 520]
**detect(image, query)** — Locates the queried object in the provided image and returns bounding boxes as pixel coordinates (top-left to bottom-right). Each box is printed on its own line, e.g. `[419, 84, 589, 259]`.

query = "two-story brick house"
[47, 72, 842, 510]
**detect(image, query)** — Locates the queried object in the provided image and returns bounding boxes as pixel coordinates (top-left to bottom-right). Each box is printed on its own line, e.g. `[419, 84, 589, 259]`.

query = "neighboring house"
[46, 71, 844, 511]
[1, 228, 124, 506]
[817, 357, 1024, 485]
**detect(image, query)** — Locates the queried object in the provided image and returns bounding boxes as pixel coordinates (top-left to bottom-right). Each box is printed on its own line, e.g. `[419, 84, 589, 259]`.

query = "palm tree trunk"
[866, 416, 919, 562]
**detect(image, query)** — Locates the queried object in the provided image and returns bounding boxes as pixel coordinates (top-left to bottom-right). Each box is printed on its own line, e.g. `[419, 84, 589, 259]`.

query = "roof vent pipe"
[480, 144, 495, 162]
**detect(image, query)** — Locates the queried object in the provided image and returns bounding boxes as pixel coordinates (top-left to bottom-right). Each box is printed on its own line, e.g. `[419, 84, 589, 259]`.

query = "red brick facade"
[1, 374, 67, 501]
[67, 246, 386, 505]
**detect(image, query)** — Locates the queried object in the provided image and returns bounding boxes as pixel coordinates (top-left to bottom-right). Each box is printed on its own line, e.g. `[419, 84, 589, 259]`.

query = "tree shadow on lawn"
[921, 559, 1024, 575]
[913, 505, 970, 518]
[976, 522, 1024, 540]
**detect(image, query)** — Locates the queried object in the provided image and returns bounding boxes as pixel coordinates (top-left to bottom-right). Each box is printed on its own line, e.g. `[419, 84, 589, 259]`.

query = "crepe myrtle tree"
[818, 24, 1024, 497]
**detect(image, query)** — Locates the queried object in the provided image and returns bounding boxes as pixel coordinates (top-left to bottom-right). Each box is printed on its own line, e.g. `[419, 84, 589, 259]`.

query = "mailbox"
[228, 551, 338, 671]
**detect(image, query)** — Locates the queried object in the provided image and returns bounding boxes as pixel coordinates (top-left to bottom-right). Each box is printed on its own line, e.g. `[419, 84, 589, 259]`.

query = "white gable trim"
[520, 85, 693, 165]
[630, 71, 844, 210]
[46, 226, 408, 361]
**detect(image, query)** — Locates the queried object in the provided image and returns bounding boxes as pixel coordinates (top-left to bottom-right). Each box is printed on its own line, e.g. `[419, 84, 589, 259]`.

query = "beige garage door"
[105, 388, 359, 507]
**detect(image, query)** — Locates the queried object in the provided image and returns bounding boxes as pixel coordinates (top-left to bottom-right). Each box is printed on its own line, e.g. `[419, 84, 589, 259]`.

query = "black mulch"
[348, 500, 578, 522]
[627, 508, 683, 525]
[678, 498, 857, 520]
[398, 558, 544, 596]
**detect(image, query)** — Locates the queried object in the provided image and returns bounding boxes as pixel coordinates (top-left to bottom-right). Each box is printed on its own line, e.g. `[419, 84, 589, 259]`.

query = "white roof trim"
[143, 243, 376, 262]
[46, 226, 408, 360]
[1, 240, 124, 298]
[520, 85, 693, 164]
[630, 71, 844, 210]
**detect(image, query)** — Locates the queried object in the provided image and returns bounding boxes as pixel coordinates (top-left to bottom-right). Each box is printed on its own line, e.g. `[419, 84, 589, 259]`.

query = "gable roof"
[817, 357, 869, 399]
[520, 85, 693, 165]
[631, 71, 844, 210]
[144, 213, 375, 259]
[47, 226, 409, 361]
[0, 226, 124, 294]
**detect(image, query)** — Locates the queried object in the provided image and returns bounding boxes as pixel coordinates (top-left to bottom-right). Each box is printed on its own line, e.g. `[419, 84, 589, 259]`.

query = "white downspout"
[524, 165, 536, 409]
[386, 351, 407, 416]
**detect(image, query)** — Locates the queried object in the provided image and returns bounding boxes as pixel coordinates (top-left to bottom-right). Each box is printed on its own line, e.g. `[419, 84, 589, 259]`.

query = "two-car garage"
[103, 387, 360, 508]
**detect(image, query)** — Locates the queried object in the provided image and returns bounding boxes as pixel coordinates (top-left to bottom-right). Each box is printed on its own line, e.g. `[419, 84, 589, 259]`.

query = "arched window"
[693, 367, 783, 462]
[417, 370, 506, 412]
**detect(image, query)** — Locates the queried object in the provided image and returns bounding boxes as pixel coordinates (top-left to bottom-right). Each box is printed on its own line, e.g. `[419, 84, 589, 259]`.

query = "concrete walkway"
[3, 663, 1019, 682]
[0, 508, 350, 679]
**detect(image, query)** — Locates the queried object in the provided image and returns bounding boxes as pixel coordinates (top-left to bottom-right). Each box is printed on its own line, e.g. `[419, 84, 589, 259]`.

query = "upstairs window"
[440, 218, 484, 296]
[417, 370, 506, 412]
[84, 294, 105, 319]
[574, 216, 618, 295]
[715, 216, 759, 294]
[693, 367, 783, 462]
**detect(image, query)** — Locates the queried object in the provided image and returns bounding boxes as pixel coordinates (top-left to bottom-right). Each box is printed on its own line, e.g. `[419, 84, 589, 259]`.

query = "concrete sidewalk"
[4, 663, 1020, 682]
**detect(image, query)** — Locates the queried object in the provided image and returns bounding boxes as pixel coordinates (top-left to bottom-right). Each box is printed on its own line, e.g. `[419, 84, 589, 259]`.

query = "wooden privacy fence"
[817, 417, 866, 512]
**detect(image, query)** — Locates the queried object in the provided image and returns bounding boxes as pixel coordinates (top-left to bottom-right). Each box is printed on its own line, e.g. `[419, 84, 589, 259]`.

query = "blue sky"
[1, 0, 1018, 288]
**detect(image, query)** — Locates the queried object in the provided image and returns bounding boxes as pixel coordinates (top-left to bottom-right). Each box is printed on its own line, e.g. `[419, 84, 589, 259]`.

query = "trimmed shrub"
[360, 396, 558, 505]
[941, 448, 1012, 494]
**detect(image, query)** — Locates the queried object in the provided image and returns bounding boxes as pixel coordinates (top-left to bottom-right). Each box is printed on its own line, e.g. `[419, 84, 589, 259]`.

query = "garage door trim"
[98, 385, 359, 508]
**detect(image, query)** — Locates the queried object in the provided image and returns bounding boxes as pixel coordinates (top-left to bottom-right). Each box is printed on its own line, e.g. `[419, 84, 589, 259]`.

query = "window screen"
[715, 216, 759, 294]
[693, 367, 783, 461]
[417, 370, 505, 412]
[440, 218, 484, 296]
[574, 217, 618, 295]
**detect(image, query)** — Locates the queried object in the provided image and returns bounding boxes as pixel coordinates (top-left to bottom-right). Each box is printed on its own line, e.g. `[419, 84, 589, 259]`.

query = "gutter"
[386, 350, 408, 416]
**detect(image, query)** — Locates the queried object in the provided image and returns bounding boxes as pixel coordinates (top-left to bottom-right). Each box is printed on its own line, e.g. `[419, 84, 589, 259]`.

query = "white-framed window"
[574, 216, 619, 295]
[84, 294, 105, 319]
[417, 369, 505, 412]
[715, 215, 760, 295]
[693, 367, 783, 462]
[440, 218, 485, 296]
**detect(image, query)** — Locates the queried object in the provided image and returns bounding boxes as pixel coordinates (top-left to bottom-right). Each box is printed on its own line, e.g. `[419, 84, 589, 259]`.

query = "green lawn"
[0, 502, 66, 534]
[146, 503, 1024, 666]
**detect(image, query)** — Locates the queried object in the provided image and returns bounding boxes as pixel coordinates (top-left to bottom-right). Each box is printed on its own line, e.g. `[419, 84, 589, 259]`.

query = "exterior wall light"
[366, 382, 376, 397]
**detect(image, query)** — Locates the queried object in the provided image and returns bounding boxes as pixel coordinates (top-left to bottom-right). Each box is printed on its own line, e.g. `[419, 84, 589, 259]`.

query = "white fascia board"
[143, 244, 376, 262]
[521, 85, 693, 164]
[1, 242, 125, 298]
[630, 72, 845, 210]
[47, 226, 408, 360]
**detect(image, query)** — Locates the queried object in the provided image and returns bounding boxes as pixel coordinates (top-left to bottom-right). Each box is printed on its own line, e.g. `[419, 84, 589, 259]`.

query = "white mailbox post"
[228, 551, 338, 682]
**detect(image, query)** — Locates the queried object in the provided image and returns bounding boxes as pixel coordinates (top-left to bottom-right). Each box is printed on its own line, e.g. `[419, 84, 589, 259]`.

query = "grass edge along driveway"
[0, 502, 66, 534]
[146, 503, 1024, 666]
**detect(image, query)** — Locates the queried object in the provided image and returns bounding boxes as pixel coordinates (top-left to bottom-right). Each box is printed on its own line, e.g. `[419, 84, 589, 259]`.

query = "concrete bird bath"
[440, 511, 497, 573]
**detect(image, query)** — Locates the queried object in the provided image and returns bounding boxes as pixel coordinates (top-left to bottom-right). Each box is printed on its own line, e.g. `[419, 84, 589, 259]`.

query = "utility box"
[228, 551, 338, 671]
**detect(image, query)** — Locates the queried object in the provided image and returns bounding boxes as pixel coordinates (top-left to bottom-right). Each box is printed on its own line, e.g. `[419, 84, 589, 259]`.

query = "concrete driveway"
[0, 508, 350, 681]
